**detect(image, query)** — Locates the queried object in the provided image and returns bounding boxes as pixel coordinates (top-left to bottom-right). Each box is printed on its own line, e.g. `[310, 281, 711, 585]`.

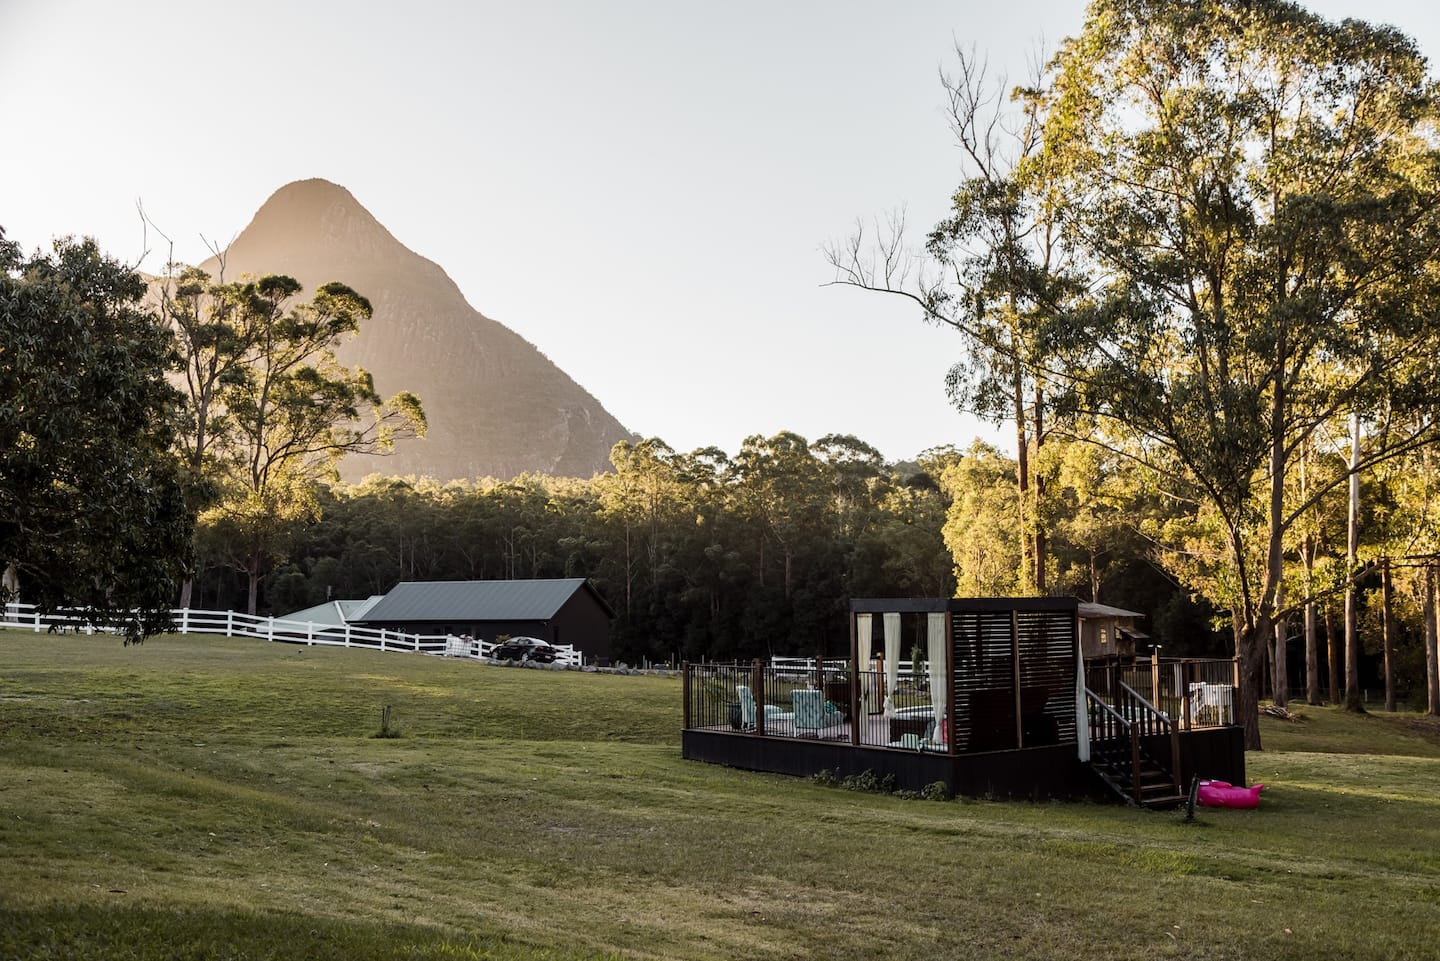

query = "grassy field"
[2, 631, 1438, 960]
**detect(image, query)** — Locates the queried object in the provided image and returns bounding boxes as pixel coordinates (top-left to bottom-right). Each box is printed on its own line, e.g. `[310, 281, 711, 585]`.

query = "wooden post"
[945, 609, 956, 756]
[682, 662, 692, 729]
[1151, 647, 1162, 708]
[753, 658, 765, 736]
[1012, 610, 1023, 749]
[849, 609, 861, 747]
[1180, 661, 1192, 731]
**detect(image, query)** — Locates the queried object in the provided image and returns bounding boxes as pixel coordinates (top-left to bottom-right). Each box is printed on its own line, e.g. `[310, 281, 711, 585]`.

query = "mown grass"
[2, 631, 1438, 960]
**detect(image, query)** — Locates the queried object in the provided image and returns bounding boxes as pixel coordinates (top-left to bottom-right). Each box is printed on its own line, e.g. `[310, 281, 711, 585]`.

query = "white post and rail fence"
[0, 603, 585, 667]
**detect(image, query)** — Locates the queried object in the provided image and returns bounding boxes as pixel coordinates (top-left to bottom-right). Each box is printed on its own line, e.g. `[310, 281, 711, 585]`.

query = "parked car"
[490, 636, 557, 663]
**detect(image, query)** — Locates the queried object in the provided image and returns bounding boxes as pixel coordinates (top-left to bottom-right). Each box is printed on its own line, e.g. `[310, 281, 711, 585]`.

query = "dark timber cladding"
[357, 578, 614, 663]
[852, 596, 1080, 754]
[685, 595, 1246, 803]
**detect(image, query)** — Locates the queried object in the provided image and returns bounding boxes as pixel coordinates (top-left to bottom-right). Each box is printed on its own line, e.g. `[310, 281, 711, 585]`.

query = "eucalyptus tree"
[597, 438, 681, 617]
[827, 49, 1084, 595]
[0, 233, 190, 640]
[1045, 0, 1440, 745]
[206, 277, 425, 613]
[155, 263, 266, 606]
[938, 442, 1023, 595]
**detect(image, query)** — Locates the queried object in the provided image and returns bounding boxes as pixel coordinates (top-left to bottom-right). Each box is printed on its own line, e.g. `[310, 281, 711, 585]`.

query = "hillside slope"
[199, 179, 634, 481]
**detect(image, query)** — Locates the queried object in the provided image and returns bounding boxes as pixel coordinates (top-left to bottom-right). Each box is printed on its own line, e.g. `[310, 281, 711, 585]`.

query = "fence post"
[1150, 650, 1162, 707]
[682, 662, 692, 729]
[754, 658, 766, 736]
[266, 616, 274, 643]
[307, 621, 315, 646]
[226, 610, 234, 637]
[180, 608, 190, 634]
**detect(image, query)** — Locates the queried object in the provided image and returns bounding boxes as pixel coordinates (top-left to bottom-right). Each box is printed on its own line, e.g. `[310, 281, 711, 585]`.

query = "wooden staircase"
[1085, 684, 1186, 809]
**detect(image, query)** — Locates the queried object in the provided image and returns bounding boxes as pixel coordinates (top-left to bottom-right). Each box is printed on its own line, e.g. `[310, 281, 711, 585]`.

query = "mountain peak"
[201, 182, 635, 481]
[233, 179, 394, 262]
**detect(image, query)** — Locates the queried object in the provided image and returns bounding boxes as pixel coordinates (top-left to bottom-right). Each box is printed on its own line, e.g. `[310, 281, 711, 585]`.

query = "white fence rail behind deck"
[0, 604, 584, 667]
[770, 655, 930, 681]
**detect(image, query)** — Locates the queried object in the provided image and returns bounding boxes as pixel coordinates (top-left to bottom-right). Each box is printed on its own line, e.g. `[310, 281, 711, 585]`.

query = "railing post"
[753, 658, 766, 736]
[1130, 722, 1143, 805]
[682, 663, 692, 729]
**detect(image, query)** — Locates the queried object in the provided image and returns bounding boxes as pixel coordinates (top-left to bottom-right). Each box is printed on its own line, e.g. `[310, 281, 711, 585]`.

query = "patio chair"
[736, 684, 757, 731]
[792, 689, 827, 734]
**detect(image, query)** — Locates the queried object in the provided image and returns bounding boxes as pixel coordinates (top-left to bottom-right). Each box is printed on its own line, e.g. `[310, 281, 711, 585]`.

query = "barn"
[355, 578, 613, 664]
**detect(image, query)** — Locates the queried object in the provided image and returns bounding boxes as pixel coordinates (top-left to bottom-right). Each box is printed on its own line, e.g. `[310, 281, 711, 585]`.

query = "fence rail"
[0, 603, 584, 667]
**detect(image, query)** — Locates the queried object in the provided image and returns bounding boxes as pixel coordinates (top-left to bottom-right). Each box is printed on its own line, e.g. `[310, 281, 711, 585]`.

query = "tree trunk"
[1272, 582, 1287, 708]
[179, 577, 194, 610]
[1326, 604, 1341, 705]
[1382, 556, 1395, 713]
[1237, 616, 1269, 751]
[1013, 370, 1032, 594]
[1344, 412, 1366, 713]
[246, 554, 261, 617]
[1033, 383, 1046, 594]
[1427, 564, 1440, 717]
[1305, 597, 1320, 706]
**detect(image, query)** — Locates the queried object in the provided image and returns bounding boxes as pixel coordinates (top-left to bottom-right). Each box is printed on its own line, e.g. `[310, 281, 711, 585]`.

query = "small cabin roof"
[1076, 601, 1144, 620]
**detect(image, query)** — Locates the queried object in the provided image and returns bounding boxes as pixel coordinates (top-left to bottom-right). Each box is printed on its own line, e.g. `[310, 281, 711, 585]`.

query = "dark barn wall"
[553, 589, 613, 663]
[363, 612, 610, 663]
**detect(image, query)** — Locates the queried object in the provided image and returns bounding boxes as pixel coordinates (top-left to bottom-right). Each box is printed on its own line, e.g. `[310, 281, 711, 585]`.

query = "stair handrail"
[1115, 681, 1183, 797]
[1085, 688, 1144, 805]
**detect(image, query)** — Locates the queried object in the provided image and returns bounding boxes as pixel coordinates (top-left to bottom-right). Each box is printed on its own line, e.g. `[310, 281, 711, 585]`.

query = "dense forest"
[183, 430, 1424, 708]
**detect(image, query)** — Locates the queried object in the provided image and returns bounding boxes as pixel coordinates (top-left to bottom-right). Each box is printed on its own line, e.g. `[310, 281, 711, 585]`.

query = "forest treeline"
[184, 429, 1433, 710]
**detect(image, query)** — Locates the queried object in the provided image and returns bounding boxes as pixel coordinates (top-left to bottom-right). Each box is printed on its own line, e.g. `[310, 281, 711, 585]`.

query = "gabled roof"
[1077, 601, 1144, 620]
[359, 578, 611, 623]
[277, 596, 385, 626]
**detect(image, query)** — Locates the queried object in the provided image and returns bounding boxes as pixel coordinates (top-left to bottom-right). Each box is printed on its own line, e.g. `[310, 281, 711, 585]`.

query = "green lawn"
[2, 631, 1438, 960]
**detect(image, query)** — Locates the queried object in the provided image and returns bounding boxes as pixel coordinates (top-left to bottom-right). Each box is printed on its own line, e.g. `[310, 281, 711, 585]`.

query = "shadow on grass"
[0, 903, 623, 961]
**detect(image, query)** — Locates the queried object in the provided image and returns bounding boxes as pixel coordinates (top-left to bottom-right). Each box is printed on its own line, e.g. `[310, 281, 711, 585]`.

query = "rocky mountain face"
[199, 179, 633, 482]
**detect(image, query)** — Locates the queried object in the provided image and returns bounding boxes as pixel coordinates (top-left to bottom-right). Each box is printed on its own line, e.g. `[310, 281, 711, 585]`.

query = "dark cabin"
[682, 596, 1244, 806]
[357, 578, 614, 664]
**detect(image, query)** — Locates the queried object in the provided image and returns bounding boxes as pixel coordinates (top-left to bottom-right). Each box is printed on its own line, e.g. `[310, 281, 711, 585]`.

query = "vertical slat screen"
[952, 610, 1020, 752]
[1015, 609, 1077, 746]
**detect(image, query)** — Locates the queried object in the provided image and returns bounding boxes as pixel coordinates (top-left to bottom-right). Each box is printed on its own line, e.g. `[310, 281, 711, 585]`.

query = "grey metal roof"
[1077, 601, 1144, 620]
[359, 578, 596, 623]
[276, 596, 385, 626]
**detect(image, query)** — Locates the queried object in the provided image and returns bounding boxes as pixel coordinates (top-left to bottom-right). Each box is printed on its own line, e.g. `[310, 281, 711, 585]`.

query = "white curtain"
[927, 613, 947, 740]
[883, 612, 900, 716]
[856, 613, 872, 711]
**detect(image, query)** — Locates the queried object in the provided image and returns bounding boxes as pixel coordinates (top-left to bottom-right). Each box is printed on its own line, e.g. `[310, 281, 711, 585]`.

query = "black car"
[490, 636, 557, 663]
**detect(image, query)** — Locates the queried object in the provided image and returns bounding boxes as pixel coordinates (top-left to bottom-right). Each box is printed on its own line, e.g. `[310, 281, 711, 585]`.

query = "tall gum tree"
[208, 276, 425, 614]
[827, 50, 1084, 596]
[0, 232, 191, 640]
[1045, 0, 1440, 747]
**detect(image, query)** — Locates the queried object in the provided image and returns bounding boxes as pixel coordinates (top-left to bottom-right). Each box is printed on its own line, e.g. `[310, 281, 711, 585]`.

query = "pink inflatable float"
[1197, 780, 1264, 809]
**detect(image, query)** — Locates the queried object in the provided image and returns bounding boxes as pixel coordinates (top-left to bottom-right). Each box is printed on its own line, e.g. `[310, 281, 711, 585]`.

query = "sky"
[4, 0, 1439, 465]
